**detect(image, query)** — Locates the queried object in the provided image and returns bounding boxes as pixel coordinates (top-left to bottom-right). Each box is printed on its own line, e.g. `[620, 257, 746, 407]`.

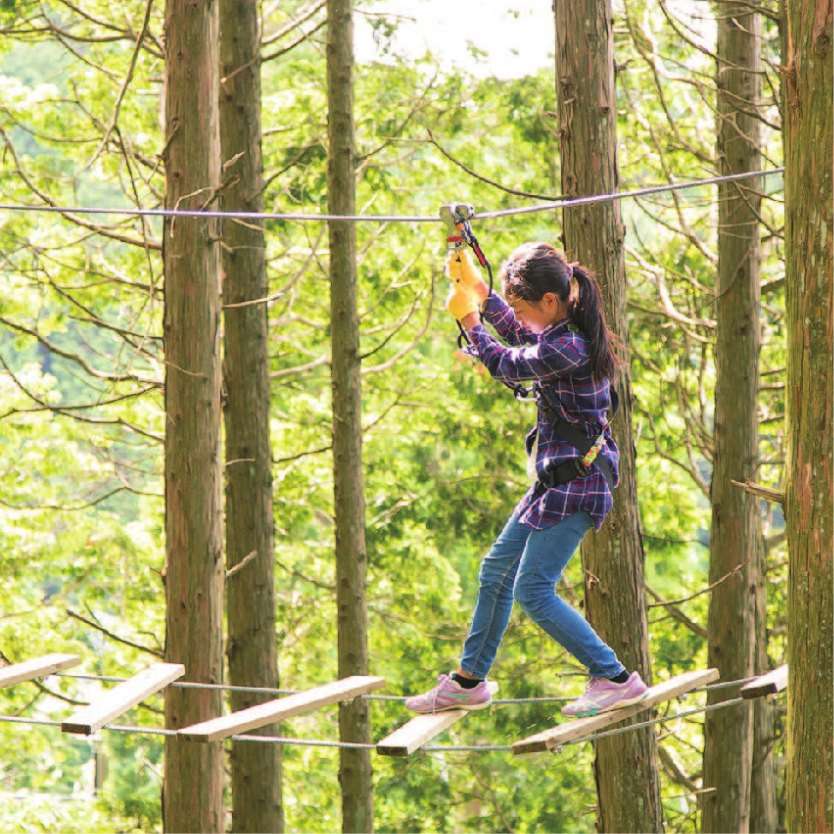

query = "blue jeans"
[459, 511, 626, 680]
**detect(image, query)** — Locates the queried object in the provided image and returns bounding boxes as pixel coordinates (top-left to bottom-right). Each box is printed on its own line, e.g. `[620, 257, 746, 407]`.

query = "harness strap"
[535, 384, 618, 492]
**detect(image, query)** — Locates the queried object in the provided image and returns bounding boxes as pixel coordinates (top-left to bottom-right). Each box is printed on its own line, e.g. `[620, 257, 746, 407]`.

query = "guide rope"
[54, 671, 757, 700]
[0, 692, 766, 753]
[0, 167, 784, 224]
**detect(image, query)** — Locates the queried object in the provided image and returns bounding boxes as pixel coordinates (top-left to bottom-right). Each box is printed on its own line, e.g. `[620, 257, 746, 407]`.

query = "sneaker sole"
[410, 682, 499, 714]
[563, 691, 649, 718]
[407, 700, 491, 714]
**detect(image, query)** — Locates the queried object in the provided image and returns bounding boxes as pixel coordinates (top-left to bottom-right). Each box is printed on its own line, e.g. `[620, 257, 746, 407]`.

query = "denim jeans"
[459, 511, 626, 680]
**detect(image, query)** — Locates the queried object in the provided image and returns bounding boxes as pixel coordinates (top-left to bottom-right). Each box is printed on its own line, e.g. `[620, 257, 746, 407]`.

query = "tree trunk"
[162, 0, 224, 829]
[782, 1, 833, 831]
[554, 2, 661, 831]
[702, 6, 773, 833]
[327, 1, 373, 831]
[220, 0, 284, 831]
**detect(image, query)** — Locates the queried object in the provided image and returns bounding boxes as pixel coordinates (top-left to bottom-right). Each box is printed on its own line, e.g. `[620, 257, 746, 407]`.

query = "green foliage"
[0, 0, 790, 830]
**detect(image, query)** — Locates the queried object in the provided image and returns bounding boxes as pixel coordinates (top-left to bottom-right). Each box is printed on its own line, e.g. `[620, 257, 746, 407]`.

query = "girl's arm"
[465, 325, 589, 386]
[477, 291, 537, 347]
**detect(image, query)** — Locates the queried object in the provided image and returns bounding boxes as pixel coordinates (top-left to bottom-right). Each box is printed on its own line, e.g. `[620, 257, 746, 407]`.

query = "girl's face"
[508, 292, 567, 333]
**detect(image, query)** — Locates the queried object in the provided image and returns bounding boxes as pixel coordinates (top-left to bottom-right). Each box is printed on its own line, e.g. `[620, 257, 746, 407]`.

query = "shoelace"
[429, 674, 449, 712]
[582, 678, 605, 700]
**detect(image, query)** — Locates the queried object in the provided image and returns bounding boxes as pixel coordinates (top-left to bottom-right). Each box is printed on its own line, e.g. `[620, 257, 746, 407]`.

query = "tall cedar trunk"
[162, 0, 224, 829]
[220, 0, 283, 831]
[327, 1, 373, 831]
[554, 2, 661, 831]
[782, 1, 833, 831]
[702, 6, 774, 833]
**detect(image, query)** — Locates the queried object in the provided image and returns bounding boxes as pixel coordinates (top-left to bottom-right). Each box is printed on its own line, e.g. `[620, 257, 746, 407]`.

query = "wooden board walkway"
[377, 711, 467, 756]
[741, 665, 788, 699]
[0, 653, 81, 689]
[513, 668, 719, 755]
[179, 675, 386, 743]
[62, 663, 185, 735]
[376, 682, 499, 756]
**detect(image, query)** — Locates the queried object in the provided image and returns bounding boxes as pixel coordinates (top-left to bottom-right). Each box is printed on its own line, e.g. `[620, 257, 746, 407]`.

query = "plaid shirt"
[464, 292, 619, 531]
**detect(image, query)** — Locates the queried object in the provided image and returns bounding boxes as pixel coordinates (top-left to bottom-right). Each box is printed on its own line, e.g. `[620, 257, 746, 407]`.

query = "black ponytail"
[501, 242, 623, 382]
[568, 264, 623, 383]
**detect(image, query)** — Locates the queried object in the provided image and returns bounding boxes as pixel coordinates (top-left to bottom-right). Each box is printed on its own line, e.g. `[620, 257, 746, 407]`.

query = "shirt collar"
[542, 317, 571, 337]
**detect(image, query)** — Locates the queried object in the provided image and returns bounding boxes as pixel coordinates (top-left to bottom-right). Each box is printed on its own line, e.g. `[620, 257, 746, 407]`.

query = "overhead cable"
[0, 167, 784, 225]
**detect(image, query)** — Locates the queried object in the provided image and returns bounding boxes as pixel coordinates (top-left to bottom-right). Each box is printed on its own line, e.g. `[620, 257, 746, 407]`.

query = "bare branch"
[0, 316, 158, 385]
[0, 126, 162, 251]
[65, 608, 163, 658]
[645, 583, 707, 639]
[86, 0, 156, 169]
[261, 19, 327, 63]
[648, 563, 750, 609]
[271, 352, 330, 380]
[659, 745, 703, 794]
[0, 354, 163, 442]
[731, 479, 785, 505]
[226, 550, 259, 580]
[261, 0, 326, 46]
[426, 129, 565, 201]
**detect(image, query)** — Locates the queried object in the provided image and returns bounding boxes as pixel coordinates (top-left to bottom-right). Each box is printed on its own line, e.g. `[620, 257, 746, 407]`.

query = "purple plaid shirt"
[464, 291, 619, 531]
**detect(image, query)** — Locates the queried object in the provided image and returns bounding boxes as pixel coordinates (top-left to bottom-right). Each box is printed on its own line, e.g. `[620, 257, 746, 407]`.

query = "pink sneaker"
[405, 674, 499, 714]
[562, 672, 648, 718]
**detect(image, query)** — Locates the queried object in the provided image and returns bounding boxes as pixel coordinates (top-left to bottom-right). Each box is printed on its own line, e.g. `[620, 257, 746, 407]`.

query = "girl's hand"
[447, 251, 489, 301]
[446, 284, 480, 322]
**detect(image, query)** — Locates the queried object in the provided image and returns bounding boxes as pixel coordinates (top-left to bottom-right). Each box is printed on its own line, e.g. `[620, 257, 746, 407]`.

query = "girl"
[405, 242, 647, 718]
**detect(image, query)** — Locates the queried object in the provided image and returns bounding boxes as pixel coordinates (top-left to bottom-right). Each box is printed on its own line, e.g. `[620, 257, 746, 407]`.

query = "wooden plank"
[62, 663, 185, 735]
[377, 711, 467, 756]
[513, 668, 719, 755]
[0, 653, 81, 689]
[179, 675, 386, 743]
[741, 665, 788, 699]
[376, 681, 499, 756]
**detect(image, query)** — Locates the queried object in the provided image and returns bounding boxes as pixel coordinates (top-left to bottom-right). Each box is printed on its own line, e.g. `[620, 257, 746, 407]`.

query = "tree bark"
[782, 1, 833, 831]
[554, 2, 661, 831]
[162, 0, 224, 829]
[220, 0, 283, 830]
[327, 1, 373, 831]
[702, 6, 774, 833]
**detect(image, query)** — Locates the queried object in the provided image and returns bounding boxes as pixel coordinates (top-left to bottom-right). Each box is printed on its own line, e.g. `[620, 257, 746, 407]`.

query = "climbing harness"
[534, 384, 618, 492]
[439, 201, 617, 492]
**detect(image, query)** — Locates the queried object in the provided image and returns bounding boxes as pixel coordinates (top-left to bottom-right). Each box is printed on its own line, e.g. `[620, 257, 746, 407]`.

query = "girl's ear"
[541, 292, 558, 308]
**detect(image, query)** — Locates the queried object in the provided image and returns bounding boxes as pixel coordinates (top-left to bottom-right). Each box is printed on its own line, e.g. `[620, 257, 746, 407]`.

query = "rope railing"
[0, 672, 776, 753]
[54, 671, 758, 701]
[0, 691, 769, 753]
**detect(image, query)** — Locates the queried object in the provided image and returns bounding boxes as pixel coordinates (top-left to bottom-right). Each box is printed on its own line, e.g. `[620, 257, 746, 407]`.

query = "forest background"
[0, 0, 829, 832]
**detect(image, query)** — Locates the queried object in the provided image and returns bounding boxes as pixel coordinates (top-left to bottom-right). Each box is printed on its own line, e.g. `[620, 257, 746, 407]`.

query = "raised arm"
[466, 325, 590, 387]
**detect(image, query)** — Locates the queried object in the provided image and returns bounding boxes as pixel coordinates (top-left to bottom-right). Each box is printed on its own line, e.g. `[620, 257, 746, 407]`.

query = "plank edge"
[376, 710, 467, 757]
[178, 675, 387, 743]
[512, 668, 719, 755]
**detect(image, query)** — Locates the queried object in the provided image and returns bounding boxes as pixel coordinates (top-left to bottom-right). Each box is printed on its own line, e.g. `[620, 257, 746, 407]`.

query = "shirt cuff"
[462, 323, 493, 359]
[481, 290, 506, 323]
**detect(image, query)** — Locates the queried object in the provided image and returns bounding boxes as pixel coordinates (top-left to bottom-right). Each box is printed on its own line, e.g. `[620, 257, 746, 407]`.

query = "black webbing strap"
[535, 384, 618, 492]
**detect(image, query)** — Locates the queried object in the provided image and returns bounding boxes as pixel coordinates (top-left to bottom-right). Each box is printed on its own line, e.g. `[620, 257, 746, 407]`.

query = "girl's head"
[500, 242, 622, 381]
